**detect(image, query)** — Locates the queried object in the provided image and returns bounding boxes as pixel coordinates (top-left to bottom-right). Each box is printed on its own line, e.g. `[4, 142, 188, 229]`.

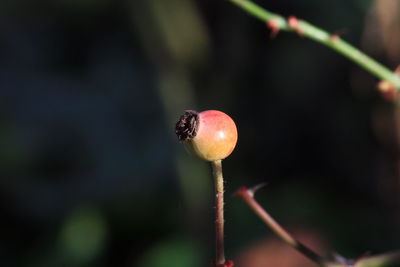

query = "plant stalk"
[211, 159, 226, 266]
[228, 0, 400, 89]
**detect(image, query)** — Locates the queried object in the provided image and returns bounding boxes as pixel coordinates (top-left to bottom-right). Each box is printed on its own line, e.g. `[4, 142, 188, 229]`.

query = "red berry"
[175, 110, 238, 161]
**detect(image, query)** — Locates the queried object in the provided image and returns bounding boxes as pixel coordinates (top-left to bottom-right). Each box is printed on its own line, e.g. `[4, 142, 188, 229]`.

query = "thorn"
[288, 16, 303, 35]
[378, 80, 398, 101]
[248, 182, 268, 197]
[224, 260, 234, 267]
[213, 261, 234, 267]
[330, 29, 347, 42]
[395, 65, 400, 75]
[266, 19, 280, 38]
[330, 34, 340, 42]
[233, 186, 248, 198]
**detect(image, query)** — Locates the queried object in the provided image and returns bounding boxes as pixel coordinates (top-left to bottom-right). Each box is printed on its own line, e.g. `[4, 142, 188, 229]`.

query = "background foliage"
[0, 0, 399, 266]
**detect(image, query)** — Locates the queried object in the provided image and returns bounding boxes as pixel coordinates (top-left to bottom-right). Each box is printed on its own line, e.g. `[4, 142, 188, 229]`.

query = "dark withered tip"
[175, 110, 199, 141]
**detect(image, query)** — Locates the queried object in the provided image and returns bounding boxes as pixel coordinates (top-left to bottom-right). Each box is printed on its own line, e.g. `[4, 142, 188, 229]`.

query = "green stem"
[228, 0, 400, 89]
[211, 160, 226, 266]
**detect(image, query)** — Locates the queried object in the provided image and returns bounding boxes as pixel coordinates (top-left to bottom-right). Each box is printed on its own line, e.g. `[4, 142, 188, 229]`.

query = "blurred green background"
[0, 0, 399, 266]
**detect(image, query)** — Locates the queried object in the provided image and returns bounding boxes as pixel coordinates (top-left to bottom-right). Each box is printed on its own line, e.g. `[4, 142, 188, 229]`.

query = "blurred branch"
[228, 0, 400, 90]
[357, 251, 400, 267]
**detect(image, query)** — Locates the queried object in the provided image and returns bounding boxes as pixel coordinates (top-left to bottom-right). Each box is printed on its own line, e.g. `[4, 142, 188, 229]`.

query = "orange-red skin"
[185, 110, 238, 161]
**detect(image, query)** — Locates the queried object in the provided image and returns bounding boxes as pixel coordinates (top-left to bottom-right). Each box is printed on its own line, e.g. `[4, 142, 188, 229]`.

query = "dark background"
[0, 0, 399, 266]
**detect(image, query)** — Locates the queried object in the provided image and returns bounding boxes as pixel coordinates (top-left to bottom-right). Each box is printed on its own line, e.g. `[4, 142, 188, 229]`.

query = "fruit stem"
[211, 159, 226, 266]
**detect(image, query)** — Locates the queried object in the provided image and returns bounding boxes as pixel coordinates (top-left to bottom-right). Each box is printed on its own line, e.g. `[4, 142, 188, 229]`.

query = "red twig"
[235, 185, 332, 267]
